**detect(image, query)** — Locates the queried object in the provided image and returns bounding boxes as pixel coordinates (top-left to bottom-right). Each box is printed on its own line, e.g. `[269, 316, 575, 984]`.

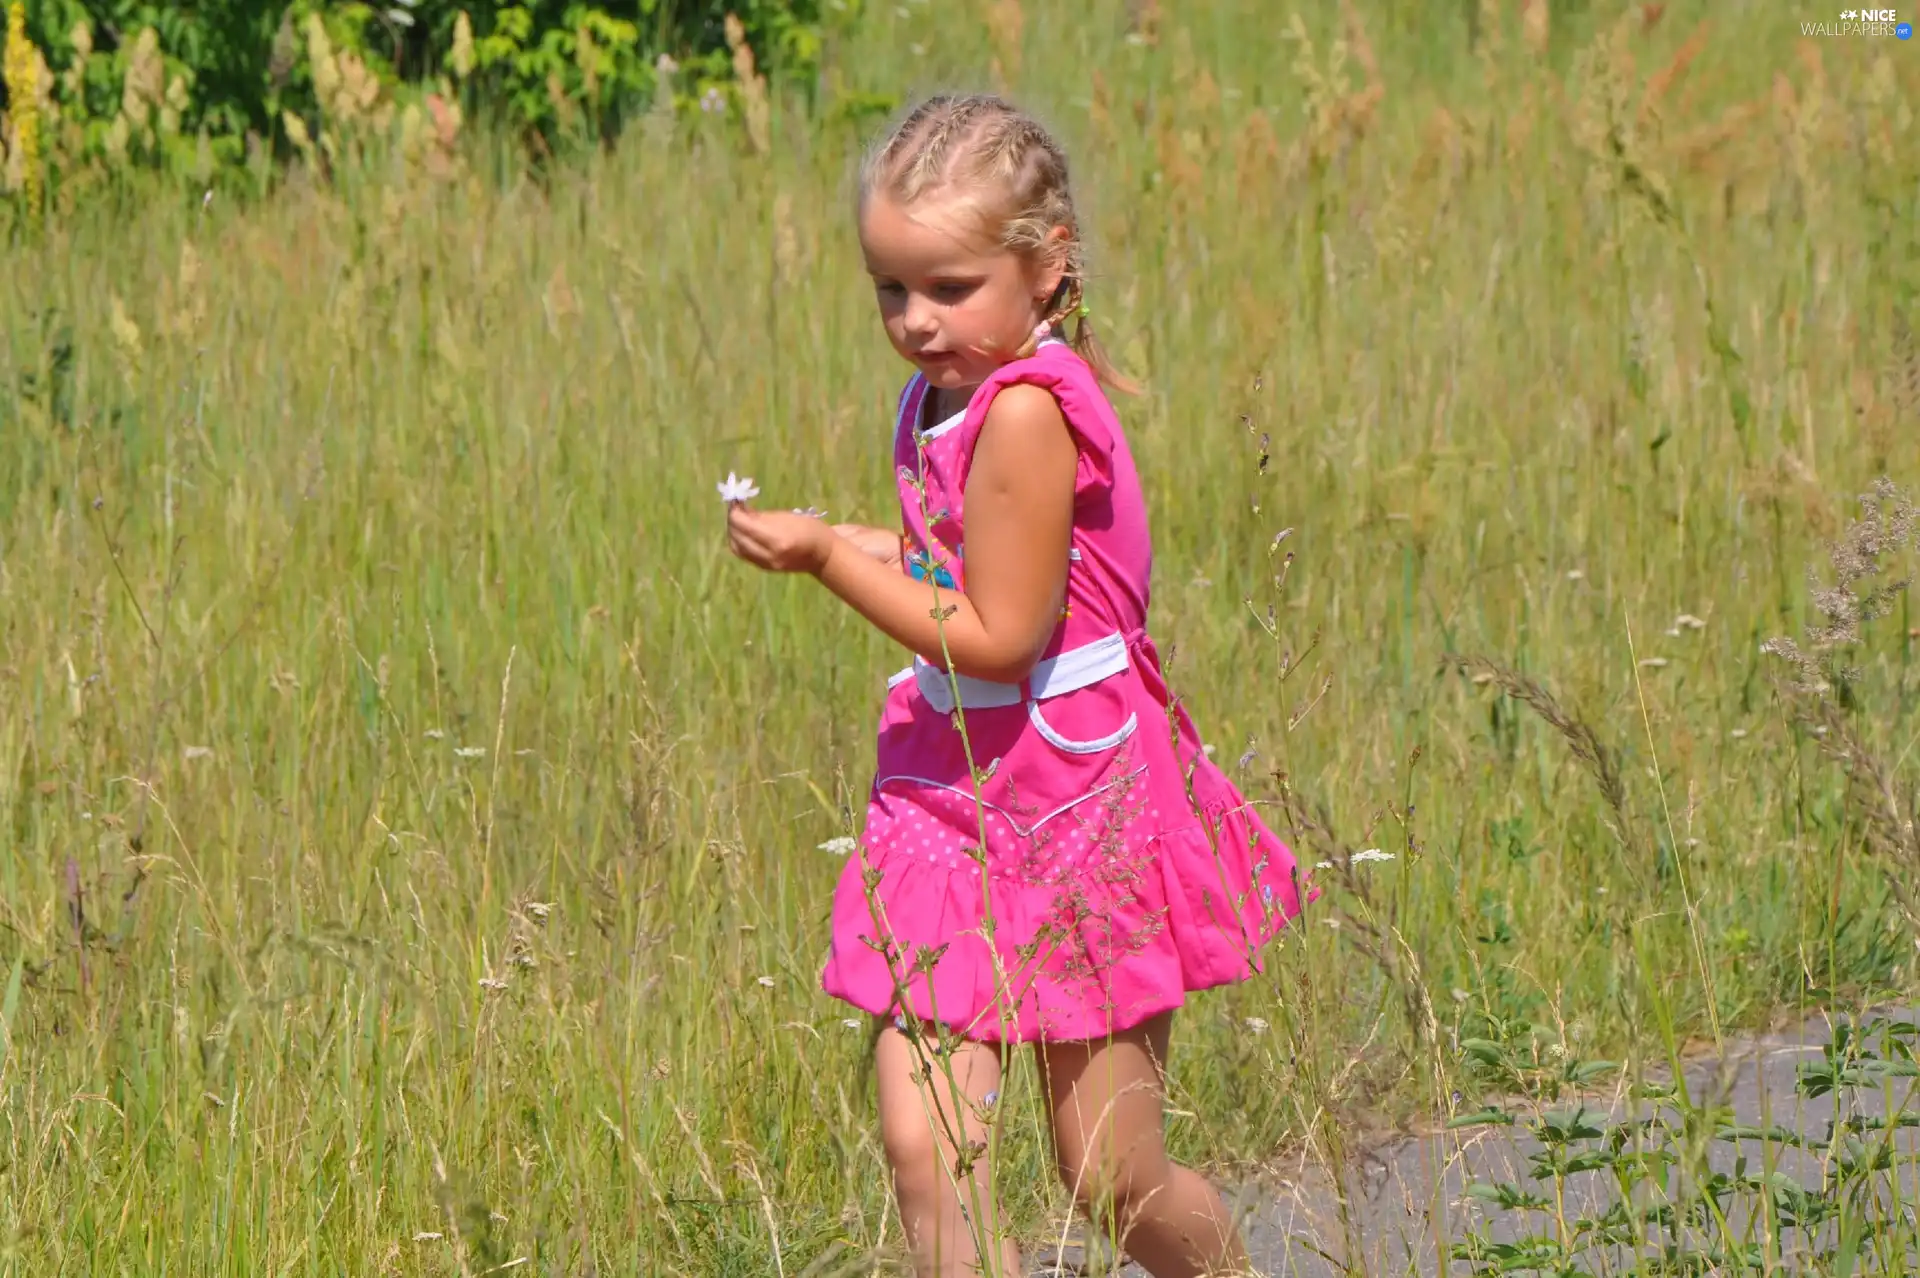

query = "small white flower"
[716, 471, 760, 504]
[413, 1231, 444, 1242]
[1567, 569, 1586, 581]
[524, 902, 552, 920]
[1637, 657, 1669, 669]
[1243, 1016, 1270, 1034]
[756, 975, 776, 988]
[1315, 860, 1334, 870]
[1730, 728, 1749, 739]
[1675, 613, 1707, 631]
[841, 1018, 863, 1030]
[454, 746, 487, 758]
[818, 836, 857, 856]
[423, 728, 445, 740]
[479, 977, 509, 991]
[1351, 848, 1395, 864]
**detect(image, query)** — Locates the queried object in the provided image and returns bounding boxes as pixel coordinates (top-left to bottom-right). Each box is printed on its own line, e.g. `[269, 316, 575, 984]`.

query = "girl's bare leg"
[875, 1019, 1024, 1276]
[1036, 1011, 1251, 1277]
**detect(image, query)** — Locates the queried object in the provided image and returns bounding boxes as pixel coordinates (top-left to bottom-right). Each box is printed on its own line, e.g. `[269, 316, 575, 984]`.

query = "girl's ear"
[1034, 225, 1072, 303]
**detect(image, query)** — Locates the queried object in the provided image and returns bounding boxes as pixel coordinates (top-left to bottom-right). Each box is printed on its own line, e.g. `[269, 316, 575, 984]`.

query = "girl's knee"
[1058, 1139, 1172, 1215]
[880, 1104, 943, 1195]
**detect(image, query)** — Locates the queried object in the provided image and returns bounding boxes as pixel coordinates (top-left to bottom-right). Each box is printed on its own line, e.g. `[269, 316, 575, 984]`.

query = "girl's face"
[859, 191, 1064, 396]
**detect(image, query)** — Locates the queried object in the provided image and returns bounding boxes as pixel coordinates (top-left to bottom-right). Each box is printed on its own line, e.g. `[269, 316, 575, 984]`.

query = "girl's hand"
[728, 506, 837, 575]
[831, 523, 902, 566]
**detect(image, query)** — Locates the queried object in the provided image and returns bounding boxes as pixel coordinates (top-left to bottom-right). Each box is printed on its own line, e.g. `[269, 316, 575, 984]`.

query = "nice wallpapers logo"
[1803, 8, 1915, 36]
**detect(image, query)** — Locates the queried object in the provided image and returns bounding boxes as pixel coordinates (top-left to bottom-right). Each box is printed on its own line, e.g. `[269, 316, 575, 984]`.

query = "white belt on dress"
[886, 630, 1130, 716]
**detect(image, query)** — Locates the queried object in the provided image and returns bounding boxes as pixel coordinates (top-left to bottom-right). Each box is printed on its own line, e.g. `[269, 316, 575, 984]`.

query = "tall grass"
[2, 1, 1917, 1271]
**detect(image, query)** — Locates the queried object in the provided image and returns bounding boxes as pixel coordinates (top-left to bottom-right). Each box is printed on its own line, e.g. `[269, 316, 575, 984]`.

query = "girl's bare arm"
[813, 384, 1075, 682]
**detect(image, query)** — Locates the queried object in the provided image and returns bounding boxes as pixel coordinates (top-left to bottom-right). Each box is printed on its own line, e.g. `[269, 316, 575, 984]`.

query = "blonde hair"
[861, 94, 1139, 395]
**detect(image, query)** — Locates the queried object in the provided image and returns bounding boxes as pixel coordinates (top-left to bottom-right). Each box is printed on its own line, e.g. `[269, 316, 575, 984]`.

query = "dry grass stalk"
[1638, 20, 1710, 132]
[1521, 0, 1550, 58]
[984, 0, 1025, 90]
[1763, 478, 1920, 925]
[1444, 655, 1636, 850]
[725, 14, 771, 156]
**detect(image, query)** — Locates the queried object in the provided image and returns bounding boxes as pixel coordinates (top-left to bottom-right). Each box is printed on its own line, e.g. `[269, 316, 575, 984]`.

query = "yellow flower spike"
[3, 0, 43, 228]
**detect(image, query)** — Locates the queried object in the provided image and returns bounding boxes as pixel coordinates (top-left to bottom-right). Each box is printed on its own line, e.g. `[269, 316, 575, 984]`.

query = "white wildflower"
[1315, 860, 1334, 870]
[1730, 728, 1748, 739]
[841, 1018, 862, 1030]
[1675, 613, 1707, 631]
[479, 977, 508, 991]
[756, 975, 775, 988]
[454, 746, 486, 758]
[818, 836, 857, 856]
[423, 728, 445, 740]
[1243, 1016, 1270, 1034]
[716, 471, 760, 504]
[1637, 657, 1669, 669]
[413, 1231, 444, 1242]
[1566, 569, 1585, 581]
[1351, 848, 1395, 864]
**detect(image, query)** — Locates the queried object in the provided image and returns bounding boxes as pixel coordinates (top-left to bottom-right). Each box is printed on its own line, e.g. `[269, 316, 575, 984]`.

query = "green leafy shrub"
[1, 0, 848, 204]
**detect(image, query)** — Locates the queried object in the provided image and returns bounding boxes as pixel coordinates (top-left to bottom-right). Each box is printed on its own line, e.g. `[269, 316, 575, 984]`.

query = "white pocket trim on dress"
[1027, 701, 1139, 755]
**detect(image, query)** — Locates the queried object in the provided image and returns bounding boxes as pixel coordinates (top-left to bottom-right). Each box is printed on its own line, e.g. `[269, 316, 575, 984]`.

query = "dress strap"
[893, 374, 929, 456]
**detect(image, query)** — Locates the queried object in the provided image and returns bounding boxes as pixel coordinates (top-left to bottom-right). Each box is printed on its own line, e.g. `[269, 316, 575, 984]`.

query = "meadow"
[3, 0, 1920, 1272]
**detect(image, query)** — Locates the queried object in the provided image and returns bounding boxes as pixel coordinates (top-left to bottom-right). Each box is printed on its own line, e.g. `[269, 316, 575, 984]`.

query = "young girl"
[726, 94, 1309, 1278]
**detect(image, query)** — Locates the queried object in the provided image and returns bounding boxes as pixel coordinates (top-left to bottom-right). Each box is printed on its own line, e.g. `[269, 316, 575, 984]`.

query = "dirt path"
[1027, 1009, 1920, 1277]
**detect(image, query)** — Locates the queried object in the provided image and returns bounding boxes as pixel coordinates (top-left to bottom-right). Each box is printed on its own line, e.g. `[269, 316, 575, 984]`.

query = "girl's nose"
[903, 294, 939, 338]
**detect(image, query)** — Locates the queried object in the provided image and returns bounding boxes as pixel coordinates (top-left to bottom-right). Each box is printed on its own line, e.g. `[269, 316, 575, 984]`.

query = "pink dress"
[819, 341, 1312, 1044]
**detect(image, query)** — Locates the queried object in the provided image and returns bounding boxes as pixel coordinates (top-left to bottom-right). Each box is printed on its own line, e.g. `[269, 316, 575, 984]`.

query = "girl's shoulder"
[960, 343, 1125, 499]
[973, 343, 1115, 433]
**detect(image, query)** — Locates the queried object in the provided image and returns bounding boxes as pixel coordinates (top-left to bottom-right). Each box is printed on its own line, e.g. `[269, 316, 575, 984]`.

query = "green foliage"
[5, 0, 845, 184]
[1450, 1018, 1920, 1275]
